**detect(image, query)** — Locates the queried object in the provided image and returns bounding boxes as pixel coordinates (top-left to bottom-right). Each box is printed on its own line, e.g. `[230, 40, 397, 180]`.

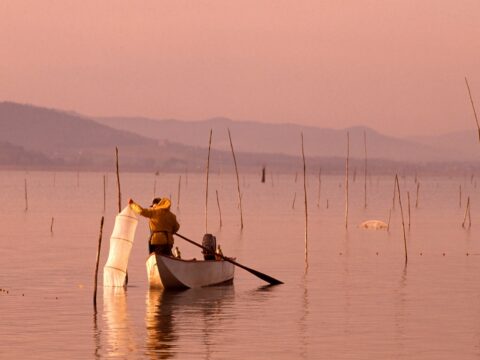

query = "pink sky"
[1, 0, 479, 136]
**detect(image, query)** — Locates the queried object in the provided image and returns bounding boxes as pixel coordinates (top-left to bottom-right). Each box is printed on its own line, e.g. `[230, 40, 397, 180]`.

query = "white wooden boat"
[146, 253, 235, 289]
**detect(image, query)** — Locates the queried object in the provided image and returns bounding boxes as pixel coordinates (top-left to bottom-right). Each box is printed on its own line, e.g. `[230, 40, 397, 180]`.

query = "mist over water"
[1, 170, 480, 359]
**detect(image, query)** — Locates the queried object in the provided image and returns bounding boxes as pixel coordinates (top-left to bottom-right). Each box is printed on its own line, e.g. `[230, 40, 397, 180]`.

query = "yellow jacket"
[129, 198, 180, 246]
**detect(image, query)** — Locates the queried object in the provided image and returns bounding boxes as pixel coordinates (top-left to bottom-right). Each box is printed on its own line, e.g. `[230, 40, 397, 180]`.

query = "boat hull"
[146, 253, 235, 289]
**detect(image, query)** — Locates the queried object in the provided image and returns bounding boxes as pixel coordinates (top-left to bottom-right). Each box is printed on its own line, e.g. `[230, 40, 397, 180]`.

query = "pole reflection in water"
[103, 287, 138, 357]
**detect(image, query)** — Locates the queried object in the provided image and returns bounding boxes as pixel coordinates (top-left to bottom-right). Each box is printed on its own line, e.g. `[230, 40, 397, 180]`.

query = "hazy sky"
[1, 0, 479, 136]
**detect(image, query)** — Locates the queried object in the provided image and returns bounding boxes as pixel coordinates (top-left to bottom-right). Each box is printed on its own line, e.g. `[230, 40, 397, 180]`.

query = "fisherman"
[128, 197, 180, 256]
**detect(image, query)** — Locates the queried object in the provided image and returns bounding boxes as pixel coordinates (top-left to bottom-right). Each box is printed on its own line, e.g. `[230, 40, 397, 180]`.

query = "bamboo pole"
[228, 129, 244, 229]
[395, 174, 408, 264]
[407, 191, 411, 229]
[465, 77, 480, 142]
[387, 208, 392, 232]
[205, 129, 212, 233]
[301, 132, 308, 262]
[317, 168, 321, 208]
[462, 196, 471, 228]
[177, 175, 181, 210]
[93, 216, 104, 309]
[24, 178, 28, 211]
[50, 217, 54, 234]
[345, 131, 349, 229]
[115, 147, 121, 213]
[261, 166, 266, 183]
[415, 182, 420, 208]
[392, 175, 397, 210]
[364, 130, 367, 209]
[216, 189, 222, 228]
[469, 198, 472, 227]
[292, 192, 297, 209]
[153, 177, 157, 197]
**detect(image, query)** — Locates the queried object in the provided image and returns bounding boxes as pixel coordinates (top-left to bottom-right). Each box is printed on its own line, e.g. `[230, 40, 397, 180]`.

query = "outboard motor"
[202, 233, 217, 260]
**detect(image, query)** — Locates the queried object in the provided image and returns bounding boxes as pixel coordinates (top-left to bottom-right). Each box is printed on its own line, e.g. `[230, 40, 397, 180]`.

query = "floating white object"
[359, 220, 388, 230]
[103, 206, 138, 287]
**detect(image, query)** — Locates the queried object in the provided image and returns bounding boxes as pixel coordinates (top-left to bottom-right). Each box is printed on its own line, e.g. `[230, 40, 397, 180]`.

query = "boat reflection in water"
[102, 287, 139, 358]
[145, 286, 235, 359]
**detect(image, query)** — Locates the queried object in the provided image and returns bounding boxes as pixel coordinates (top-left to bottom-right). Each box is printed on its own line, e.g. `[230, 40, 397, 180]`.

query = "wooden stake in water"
[345, 131, 350, 229]
[395, 174, 408, 264]
[415, 182, 420, 208]
[462, 196, 471, 228]
[301, 132, 308, 262]
[407, 191, 411, 229]
[261, 166, 266, 183]
[392, 175, 397, 210]
[205, 129, 212, 233]
[216, 189, 223, 228]
[228, 128, 244, 229]
[292, 192, 297, 209]
[24, 178, 28, 211]
[177, 175, 181, 209]
[50, 217, 54, 234]
[317, 168, 321, 208]
[115, 147, 121, 213]
[93, 216, 104, 309]
[387, 208, 392, 232]
[364, 130, 368, 209]
[465, 77, 480, 142]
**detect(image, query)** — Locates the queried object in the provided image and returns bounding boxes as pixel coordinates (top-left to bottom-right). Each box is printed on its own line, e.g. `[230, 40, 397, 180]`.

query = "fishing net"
[103, 206, 138, 287]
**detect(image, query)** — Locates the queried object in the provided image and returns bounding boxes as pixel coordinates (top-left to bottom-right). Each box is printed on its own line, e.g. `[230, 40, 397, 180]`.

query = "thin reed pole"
[301, 132, 308, 262]
[317, 168, 321, 208]
[292, 192, 297, 209]
[415, 182, 420, 208]
[392, 175, 397, 210]
[24, 178, 28, 211]
[115, 147, 121, 213]
[364, 130, 367, 209]
[395, 174, 408, 264]
[93, 216, 104, 309]
[407, 191, 411, 229]
[228, 128, 244, 229]
[205, 129, 212, 233]
[465, 77, 480, 142]
[177, 175, 181, 209]
[345, 131, 349, 229]
[216, 190, 223, 228]
[50, 217, 54, 233]
[387, 208, 392, 232]
[462, 196, 471, 228]
[468, 198, 472, 227]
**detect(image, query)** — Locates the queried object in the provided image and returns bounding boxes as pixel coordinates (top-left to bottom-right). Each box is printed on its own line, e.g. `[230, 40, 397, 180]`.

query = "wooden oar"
[175, 233, 283, 286]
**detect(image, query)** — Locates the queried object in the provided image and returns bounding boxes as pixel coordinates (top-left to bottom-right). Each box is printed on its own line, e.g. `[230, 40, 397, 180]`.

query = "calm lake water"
[1, 170, 480, 359]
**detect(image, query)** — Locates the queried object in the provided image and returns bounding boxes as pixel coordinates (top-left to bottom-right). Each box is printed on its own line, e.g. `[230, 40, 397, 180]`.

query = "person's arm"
[128, 198, 156, 218]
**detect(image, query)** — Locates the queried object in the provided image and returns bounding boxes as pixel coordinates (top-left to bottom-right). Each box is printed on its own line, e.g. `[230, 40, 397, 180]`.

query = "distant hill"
[1, 101, 479, 174]
[95, 116, 467, 162]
